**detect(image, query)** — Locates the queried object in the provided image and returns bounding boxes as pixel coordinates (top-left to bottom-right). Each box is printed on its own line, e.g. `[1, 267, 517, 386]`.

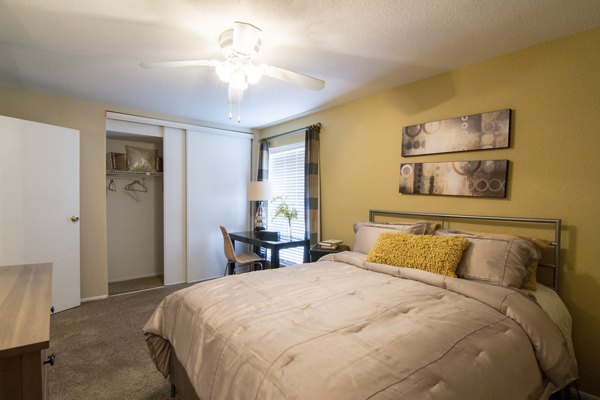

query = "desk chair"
[220, 226, 265, 275]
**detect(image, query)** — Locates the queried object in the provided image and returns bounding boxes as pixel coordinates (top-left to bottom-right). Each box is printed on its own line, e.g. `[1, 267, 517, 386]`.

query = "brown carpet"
[108, 275, 164, 296]
[49, 283, 191, 400]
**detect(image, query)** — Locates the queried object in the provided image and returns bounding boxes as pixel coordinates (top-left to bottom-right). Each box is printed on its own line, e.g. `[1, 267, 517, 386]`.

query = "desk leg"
[303, 244, 310, 263]
[228, 241, 236, 275]
[271, 249, 280, 268]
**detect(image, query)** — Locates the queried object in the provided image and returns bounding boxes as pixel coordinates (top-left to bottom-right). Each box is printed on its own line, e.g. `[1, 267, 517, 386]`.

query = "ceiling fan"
[141, 21, 325, 122]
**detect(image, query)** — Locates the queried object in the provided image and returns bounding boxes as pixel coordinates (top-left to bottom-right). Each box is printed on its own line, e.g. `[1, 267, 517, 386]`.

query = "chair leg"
[253, 262, 261, 271]
[225, 262, 235, 276]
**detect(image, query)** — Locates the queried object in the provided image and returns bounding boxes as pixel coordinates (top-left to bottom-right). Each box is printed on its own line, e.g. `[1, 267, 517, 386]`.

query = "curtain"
[254, 140, 269, 231]
[304, 124, 321, 245]
[257, 140, 269, 181]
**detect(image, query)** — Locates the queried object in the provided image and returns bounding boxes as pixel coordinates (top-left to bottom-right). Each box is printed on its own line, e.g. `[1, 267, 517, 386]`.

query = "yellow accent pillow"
[366, 233, 470, 277]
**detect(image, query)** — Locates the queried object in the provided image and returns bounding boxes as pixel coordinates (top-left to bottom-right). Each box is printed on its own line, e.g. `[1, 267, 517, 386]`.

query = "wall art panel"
[399, 160, 508, 198]
[402, 109, 511, 156]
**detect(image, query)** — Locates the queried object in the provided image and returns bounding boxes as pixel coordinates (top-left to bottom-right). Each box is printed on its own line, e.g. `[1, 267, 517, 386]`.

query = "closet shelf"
[106, 170, 163, 177]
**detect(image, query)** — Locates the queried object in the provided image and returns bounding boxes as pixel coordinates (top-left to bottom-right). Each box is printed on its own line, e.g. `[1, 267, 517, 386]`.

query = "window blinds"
[267, 142, 305, 265]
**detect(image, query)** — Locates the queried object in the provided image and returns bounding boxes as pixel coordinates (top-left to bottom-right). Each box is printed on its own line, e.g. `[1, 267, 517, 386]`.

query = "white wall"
[106, 138, 163, 282]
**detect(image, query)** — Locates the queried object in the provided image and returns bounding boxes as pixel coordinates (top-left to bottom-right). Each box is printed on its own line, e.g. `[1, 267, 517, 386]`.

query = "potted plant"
[272, 196, 298, 238]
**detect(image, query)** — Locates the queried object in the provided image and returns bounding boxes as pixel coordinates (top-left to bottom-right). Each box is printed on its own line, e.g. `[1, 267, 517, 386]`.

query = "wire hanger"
[124, 180, 148, 193]
[107, 178, 117, 192]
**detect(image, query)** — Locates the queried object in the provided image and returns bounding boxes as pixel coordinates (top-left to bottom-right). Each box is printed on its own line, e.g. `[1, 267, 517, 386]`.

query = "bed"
[143, 210, 578, 400]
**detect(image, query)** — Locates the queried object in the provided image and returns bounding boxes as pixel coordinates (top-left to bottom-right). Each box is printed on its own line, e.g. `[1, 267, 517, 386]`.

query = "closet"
[105, 112, 252, 293]
[106, 136, 164, 294]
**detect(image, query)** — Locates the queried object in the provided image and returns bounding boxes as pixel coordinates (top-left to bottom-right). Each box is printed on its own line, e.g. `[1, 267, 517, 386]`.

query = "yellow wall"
[261, 28, 600, 395]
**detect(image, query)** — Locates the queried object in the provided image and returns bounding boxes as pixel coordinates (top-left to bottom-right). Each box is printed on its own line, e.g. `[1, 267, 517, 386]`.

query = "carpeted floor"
[108, 275, 164, 296]
[49, 283, 191, 400]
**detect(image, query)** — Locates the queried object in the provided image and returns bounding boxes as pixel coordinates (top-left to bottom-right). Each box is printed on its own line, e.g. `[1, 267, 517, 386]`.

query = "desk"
[229, 231, 310, 268]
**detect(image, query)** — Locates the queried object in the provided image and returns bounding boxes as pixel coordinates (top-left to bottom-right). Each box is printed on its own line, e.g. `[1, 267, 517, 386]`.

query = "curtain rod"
[259, 123, 321, 142]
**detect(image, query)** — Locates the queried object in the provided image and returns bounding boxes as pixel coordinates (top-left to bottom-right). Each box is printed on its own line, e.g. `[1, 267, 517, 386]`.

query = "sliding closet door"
[186, 130, 251, 282]
[163, 127, 187, 285]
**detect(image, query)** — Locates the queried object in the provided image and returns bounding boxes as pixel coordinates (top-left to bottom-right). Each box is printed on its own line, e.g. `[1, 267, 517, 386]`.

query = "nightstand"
[310, 244, 351, 262]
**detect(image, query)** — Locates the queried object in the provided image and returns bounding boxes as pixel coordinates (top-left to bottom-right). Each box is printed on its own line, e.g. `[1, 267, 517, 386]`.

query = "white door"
[186, 129, 251, 282]
[0, 115, 80, 312]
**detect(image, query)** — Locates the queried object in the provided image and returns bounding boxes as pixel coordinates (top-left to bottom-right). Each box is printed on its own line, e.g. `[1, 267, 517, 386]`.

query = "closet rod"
[259, 123, 321, 142]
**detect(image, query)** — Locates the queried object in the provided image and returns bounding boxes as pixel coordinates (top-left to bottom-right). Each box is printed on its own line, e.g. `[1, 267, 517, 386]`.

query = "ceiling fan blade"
[232, 21, 261, 56]
[140, 60, 216, 69]
[263, 65, 325, 91]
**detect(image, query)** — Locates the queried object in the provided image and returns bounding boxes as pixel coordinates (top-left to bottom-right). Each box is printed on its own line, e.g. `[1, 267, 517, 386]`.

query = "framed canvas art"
[402, 109, 511, 156]
[399, 160, 508, 198]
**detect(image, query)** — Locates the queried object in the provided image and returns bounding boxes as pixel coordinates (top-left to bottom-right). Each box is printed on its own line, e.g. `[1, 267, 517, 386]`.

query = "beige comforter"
[144, 252, 577, 400]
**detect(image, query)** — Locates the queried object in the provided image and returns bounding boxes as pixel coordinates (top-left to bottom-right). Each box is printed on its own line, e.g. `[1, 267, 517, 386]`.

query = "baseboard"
[164, 280, 187, 286]
[108, 273, 163, 283]
[572, 387, 600, 400]
[81, 294, 108, 303]
[109, 285, 165, 297]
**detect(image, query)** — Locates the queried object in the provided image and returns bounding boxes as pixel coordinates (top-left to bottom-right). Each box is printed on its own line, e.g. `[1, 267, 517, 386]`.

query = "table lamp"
[247, 181, 273, 231]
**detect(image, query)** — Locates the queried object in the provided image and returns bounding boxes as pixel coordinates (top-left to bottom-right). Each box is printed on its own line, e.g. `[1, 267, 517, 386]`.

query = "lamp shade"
[247, 181, 273, 201]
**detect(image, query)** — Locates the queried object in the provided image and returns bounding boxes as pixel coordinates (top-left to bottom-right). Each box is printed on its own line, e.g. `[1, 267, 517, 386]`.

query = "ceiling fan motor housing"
[219, 22, 262, 59]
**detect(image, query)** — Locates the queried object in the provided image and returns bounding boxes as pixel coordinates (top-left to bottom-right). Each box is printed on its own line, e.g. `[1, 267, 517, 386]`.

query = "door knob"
[70, 216, 80, 223]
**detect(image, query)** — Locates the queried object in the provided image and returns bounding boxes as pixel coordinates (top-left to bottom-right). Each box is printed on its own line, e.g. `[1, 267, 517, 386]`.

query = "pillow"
[434, 229, 547, 288]
[352, 222, 433, 254]
[365, 233, 470, 277]
[126, 145, 158, 172]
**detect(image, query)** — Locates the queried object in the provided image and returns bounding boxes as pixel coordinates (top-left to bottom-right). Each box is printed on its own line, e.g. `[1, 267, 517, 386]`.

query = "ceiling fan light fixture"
[215, 62, 233, 83]
[244, 63, 263, 85]
[231, 71, 249, 91]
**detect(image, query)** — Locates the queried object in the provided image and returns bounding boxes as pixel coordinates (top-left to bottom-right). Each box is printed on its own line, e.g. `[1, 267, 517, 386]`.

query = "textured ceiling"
[1, 0, 599, 128]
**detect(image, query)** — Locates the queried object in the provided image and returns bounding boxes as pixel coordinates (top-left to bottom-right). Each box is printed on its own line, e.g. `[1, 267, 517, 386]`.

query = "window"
[267, 142, 305, 265]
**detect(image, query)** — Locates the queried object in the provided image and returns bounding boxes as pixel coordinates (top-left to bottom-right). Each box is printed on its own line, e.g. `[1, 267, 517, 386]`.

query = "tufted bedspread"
[144, 252, 577, 400]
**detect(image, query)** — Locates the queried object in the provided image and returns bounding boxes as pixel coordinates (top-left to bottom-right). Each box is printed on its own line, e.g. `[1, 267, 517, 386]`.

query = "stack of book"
[317, 239, 343, 249]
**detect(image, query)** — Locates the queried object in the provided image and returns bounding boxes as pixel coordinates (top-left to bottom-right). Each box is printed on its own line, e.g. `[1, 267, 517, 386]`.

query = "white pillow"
[352, 222, 432, 254]
[434, 228, 544, 288]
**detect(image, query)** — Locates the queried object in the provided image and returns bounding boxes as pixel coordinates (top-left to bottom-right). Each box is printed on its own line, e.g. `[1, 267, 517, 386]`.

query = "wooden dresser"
[0, 263, 53, 400]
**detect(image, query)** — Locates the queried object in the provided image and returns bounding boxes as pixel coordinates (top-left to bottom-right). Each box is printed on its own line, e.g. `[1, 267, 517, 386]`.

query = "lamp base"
[254, 201, 266, 231]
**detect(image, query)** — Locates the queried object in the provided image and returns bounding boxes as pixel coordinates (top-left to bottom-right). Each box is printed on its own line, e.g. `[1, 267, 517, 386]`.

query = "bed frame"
[169, 350, 200, 400]
[368, 209, 562, 291]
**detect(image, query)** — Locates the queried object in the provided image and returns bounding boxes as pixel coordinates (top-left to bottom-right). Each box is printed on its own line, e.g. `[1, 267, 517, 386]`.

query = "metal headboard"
[369, 210, 562, 291]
